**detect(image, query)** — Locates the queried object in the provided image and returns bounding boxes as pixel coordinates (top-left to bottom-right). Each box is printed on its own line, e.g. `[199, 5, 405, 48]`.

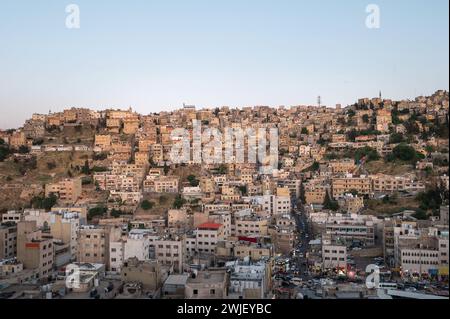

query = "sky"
[0, 0, 448, 129]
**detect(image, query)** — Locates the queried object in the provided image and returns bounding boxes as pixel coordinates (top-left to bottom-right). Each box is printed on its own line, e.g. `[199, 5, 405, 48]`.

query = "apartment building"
[251, 195, 291, 217]
[234, 241, 273, 261]
[123, 117, 140, 135]
[94, 173, 138, 192]
[228, 260, 269, 299]
[45, 178, 82, 203]
[322, 242, 347, 269]
[337, 194, 365, 214]
[383, 220, 419, 267]
[109, 240, 125, 273]
[0, 258, 24, 278]
[109, 190, 143, 205]
[16, 221, 54, 279]
[185, 270, 228, 299]
[94, 134, 112, 151]
[134, 151, 149, 166]
[143, 175, 179, 193]
[46, 212, 80, 261]
[395, 228, 449, 274]
[331, 174, 372, 199]
[272, 227, 296, 255]
[209, 211, 232, 238]
[235, 216, 268, 237]
[277, 179, 302, 200]
[371, 174, 425, 193]
[78, 225, 121, 267]
[0, 223, 17, 259]
[329, 159, 357, 174]
[1, 211, 23, 224]
[152, 235, 185, 273]
[121, 258, 166, 291]
[124, 229, 151, 261]
[9, 130, 27, 148]
[185, 223, 224, 256]
[304, 183, 328, 205]
[376, 108, 392, 133]
[325, 217, 376, 246]
[200, 176, 216, 194]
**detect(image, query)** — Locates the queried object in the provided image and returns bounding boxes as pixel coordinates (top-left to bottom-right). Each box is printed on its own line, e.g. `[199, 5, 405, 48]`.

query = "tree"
[416, 186, 448, 213]
[323, 192, 339, 211]
[311, 162, 320, 171]
[47, 161, 57, 170]
[18, 145, 30, 154]
[32, 138, 44, 146]
[93, 152, 108, 161]
[187, 175, 200, 187]
[31, 194, 58, 211]
[355, 147, 380, 163]
[111, 209, 124, 218]
[81, 160, 90, 175]
[346, 129, 358, 142]
[141, 200, 154, 211]
[412, 209, 428, 220]
[362, 114, 370, 124]
[173, 195, 186, 209]
[391, 143, 421, 163]
[347, 109, 356, 118]
[0, 144, 11, 162]
[238, 185, 248, 196]
[88, 206, 107, 220]
[217, 164, 228, 175]
[389, 133, 404, 144]
[301, 127, 309, 135]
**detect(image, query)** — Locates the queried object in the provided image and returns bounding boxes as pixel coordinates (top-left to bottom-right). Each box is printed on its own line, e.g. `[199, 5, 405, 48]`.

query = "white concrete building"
[124, 229, 151, 261]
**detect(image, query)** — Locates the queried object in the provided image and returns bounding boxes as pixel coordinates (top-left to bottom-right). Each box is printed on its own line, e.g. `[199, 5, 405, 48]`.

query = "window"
[193, 289, 198, 295]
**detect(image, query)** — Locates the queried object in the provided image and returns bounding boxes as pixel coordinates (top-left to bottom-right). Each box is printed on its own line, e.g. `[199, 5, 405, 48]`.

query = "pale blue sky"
[0, 0, 448, 128]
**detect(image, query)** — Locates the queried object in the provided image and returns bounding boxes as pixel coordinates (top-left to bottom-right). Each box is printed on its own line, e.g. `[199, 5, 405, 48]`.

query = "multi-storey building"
[16, 221, 54, 279]
[45, 178, 82, 203]
[0, 223, 17, 259]
[331, 174, 372, 199]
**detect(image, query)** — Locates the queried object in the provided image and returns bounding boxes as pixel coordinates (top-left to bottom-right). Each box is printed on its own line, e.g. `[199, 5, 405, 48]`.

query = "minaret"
[379, 91, 382, 99]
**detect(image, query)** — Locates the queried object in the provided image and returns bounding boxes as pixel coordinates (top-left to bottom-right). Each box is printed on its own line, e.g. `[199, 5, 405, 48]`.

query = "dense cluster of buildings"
[0, 91, 448, 299]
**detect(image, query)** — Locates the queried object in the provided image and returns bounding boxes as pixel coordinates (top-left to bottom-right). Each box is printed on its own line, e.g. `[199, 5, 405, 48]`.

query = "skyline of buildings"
[1, 0, 448, 129]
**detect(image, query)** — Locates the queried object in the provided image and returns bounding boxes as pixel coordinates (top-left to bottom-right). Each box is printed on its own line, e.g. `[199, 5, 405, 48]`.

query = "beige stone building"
[0, 223, 17, 259]
[45, 178, 82, 203]
[143, 176, 179, 193]
[331, 174, 372, 199]
[77, 225, 121, 267]
[185, 270, 228, 299]
[329, 159, 356, 174]
[16, 221, 54, 279]
[121, 257, 167, 291]
[94, 134, 112, 150]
